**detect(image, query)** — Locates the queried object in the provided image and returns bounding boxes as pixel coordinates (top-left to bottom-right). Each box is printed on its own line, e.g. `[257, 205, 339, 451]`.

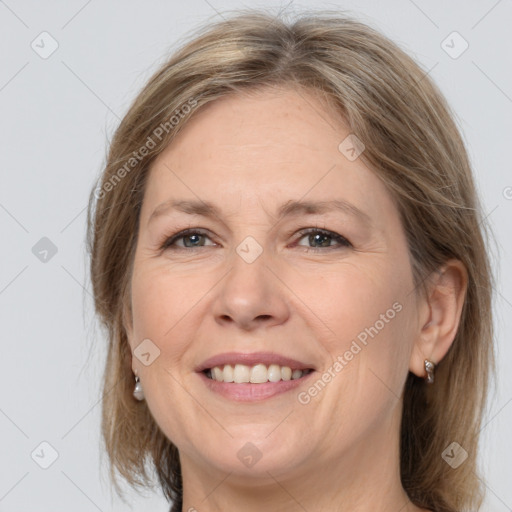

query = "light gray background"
[1, 1, 511, 510]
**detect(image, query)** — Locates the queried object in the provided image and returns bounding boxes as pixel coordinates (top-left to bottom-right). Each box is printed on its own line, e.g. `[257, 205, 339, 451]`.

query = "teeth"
[233, 364, 250, 383]
[268, 364, 282, 382]
[212, 367, 224, 382]
[281, 366, 292, 381]
[250, 364, 268, 384]
[207, 364, 309, 383]
[223, 364, 234, 382]
[291, 369, 303, 379]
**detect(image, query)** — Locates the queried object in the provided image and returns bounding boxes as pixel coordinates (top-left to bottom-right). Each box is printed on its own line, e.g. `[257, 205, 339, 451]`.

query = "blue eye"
[161, 228, 213, 250]
[160, 227, 352, 251]
[294, 228, 352, 250]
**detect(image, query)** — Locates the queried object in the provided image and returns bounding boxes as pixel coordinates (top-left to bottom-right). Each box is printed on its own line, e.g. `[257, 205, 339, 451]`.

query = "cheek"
[295, 258, 405, 335]
[294, 257, 414, 385]
[129, 265, 204, 442]
[130, 264, 199, 357]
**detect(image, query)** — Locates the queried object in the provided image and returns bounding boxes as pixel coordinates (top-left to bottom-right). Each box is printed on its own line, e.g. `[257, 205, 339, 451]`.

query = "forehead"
[141, 86, 399, 229]
[164, 85, 347, 164]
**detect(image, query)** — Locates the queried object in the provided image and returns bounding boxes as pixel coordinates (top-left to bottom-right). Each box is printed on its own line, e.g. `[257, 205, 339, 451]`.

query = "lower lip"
[197, 371, 315, 402]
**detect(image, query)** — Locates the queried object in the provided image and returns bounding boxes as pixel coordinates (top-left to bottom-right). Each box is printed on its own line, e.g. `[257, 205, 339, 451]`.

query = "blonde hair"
[87, 9, 495, 512]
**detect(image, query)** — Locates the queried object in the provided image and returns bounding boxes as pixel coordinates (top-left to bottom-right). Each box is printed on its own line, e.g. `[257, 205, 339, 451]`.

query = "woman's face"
[127, 86, 423, 484]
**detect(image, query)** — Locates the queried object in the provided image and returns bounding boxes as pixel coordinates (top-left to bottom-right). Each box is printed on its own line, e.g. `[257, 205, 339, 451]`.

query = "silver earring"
[133, 375, 145, 401]
[424, 359, 435, 384]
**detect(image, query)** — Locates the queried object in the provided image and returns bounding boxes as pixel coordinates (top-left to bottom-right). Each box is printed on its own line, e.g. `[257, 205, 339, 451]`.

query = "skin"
[125, 85, 467, 512]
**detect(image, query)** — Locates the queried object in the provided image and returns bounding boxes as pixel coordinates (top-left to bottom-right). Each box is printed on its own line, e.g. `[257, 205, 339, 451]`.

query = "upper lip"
[196, 351, 316, 372]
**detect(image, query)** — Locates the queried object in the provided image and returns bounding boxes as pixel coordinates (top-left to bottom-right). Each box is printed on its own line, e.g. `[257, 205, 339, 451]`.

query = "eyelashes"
[160, 228, 214, 251]
[294, 228, 352, 250]
[158, 226, 352, 252]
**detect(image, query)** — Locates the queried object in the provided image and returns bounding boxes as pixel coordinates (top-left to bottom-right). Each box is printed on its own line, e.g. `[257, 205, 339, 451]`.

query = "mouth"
[203, 364, 314, 383]
[195, 352, 317, 401]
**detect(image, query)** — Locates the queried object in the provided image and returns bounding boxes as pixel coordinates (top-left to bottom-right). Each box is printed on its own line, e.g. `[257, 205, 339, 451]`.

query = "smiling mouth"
[204, 363, 314, 383]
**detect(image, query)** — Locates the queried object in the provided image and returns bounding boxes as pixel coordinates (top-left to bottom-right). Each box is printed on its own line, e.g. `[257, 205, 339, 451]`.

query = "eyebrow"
[148, 198, 373, 227]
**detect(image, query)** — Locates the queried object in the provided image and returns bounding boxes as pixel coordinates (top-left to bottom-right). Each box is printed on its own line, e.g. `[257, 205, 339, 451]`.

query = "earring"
[133, 375, 145, 401]
[424, 359, 435, 384]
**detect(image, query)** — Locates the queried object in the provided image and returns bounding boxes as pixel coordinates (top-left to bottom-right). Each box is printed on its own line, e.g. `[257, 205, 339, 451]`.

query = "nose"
[212, 250, 290, 331]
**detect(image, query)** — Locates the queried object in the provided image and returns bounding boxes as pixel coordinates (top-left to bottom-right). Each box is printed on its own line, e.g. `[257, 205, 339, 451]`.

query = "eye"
[294, 228, 352, 251]
[160, 228, 216, 250]
[159, 227, 352, 252]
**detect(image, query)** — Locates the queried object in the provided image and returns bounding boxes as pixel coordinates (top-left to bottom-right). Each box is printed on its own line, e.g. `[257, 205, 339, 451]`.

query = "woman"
[87, 10, 494, 512]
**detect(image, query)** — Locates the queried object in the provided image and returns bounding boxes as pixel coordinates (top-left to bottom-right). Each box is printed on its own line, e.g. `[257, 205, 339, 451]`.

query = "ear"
[409, 259, 468, 378]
